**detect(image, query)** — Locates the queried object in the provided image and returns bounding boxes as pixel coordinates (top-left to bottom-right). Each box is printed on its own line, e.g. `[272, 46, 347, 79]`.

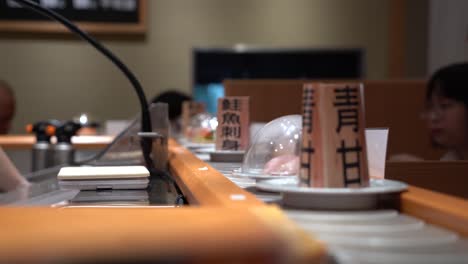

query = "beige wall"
[0, 0, 390, 133]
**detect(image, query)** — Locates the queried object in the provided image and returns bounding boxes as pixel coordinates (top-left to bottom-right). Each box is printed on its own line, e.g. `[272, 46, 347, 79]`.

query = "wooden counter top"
[0, 139, 467, 262]
[0, 139, 326, 263]
[0, 206, 324, 263]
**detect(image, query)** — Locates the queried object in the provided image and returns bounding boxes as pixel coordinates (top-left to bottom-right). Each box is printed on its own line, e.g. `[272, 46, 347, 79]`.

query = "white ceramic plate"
[256, 178, 408, 210]
[257, 178, 407, 194]
[231, 168, 297, 180]
[192, 146, 216, 154]
[182, 141, 215, 150]
[226, 176, 257, 189]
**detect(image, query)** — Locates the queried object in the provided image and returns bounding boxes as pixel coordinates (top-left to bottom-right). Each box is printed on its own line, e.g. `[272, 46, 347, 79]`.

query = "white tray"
[59, 178, 149, 191]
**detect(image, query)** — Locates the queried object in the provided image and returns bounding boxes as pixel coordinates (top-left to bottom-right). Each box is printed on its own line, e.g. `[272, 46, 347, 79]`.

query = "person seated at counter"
[393, 62, 468, 161]
[0, 80, 30, 191]
[0, 146, 29, 192]
[0, 80, 16, 134]
[152, 90, 192, 136]
[424, 62, 468, 160]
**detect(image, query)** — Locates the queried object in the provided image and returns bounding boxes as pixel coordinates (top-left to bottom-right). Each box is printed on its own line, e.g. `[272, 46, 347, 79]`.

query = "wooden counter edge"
[250, 206, 328, 263]
[0, 206, 325, 263]
[0, 135, 114, 150]
[168, 139, 264, 207]
[401, 186, 468, 236]
[0, 138, 327, 263]
[166, 139, 327, 262]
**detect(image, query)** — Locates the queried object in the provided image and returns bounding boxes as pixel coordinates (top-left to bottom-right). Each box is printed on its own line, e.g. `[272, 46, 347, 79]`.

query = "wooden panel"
[401, 186, 468, 237]
[386, 161, 468, 198]
[388, 0, 407, 78]
[224, 79, 305, 122]
[224, 79, 443, 160]
[168, 139, 264, 207]
[0, 135, 114, 150]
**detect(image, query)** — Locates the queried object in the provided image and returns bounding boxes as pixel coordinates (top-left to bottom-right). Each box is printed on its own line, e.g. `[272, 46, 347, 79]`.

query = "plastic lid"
[241, 115, 302, 176]
[186, 112, 218, 143]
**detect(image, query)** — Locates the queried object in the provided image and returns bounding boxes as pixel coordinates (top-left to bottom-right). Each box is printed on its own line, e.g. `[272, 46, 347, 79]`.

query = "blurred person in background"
[422, 62, 468, 160]
[0, 80, 16, 134]
[152, 90, 192, 136]
[0, 146, 29, 192]
[390, 62, 468, 161]
[0, 80, 29, 191]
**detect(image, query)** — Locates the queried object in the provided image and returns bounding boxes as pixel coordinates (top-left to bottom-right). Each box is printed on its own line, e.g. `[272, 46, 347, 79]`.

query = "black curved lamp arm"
[13, 0, 154, 168]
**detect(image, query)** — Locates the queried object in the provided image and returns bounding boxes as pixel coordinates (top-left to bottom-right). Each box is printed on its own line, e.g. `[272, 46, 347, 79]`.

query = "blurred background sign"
[0, 0, 146, 35]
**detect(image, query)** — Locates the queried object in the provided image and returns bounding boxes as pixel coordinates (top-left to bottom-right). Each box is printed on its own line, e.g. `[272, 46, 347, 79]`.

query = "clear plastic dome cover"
[186, 112, 218, 143]
[240, 115, 302, 177]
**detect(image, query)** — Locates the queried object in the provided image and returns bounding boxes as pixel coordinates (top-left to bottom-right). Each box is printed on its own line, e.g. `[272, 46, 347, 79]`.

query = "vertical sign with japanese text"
[215, 97, 250, 151]
[300, 83, 369, 188]
[299, 84, 320, 187]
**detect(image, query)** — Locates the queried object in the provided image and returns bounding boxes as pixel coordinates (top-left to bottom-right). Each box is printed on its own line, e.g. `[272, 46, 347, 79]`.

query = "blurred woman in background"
[0, 80, 29, 191]
[0, 146, 29, 192]
[422, 62, 468, 160]
[0, 80, 15, 134]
